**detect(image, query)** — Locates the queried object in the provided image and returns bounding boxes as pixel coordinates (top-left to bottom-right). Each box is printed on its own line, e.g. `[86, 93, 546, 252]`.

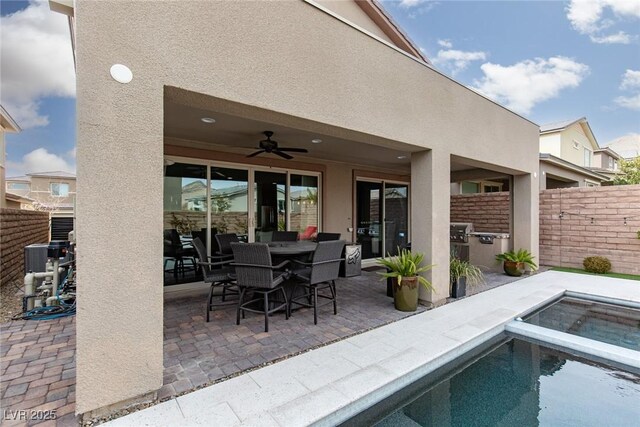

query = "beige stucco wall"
[539, 133, 561, 157]
[75, 0, 539, 414]
[559, 124, 596, 167]
[315, 0, 394, 44]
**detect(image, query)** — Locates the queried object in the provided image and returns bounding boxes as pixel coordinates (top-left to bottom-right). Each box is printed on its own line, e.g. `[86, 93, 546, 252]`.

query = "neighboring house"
[6, 171, 76, 239]
[605, 134, 640, 160]
[52, 0, 541, 417]
[591, 147, 623, 180]
[0, 105, 21, 208]
[538, 117, 610, 189]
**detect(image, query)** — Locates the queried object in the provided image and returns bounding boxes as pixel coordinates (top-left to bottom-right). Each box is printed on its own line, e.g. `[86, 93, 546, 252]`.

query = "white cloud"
[472, 56, 590, 115]
[614, 93, 640, 110]
[0, 0, 75, 129]
[433, 49, 487, 76]
[398, 0, 427, 8]
[566, 0, 640, 44]
[437, 39, 453, 48]
[615, 69, 640, 110]
[589, 31, 632, 43]
[6, 148, 76, 177]
[620, 69, 640, 90]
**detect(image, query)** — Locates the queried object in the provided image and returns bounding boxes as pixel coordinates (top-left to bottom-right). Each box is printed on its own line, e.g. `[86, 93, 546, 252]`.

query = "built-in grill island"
[468, 231, 510, 272]
[450, 223, 511, 272]
[450, 222, 473, 262]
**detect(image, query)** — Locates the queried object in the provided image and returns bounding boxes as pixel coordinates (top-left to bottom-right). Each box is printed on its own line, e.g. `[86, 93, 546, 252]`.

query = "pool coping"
[101, 271, 640, 427]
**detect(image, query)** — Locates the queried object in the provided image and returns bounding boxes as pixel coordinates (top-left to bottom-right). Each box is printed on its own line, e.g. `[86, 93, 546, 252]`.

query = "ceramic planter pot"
[451, 276, 466, 298]
[503, 261, 525, 277]
[393, 276, 419, 312]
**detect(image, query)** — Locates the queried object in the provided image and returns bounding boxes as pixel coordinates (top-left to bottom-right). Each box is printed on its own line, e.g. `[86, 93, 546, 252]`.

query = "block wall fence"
[0, 209, 50, 287]
[451, 185, 640, 275]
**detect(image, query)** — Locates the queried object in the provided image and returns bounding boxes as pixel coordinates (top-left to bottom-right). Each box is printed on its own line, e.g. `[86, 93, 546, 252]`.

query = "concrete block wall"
[450, 192, 510, 233]
[539, 185, 640, 275]
[0, 209, 50, 287]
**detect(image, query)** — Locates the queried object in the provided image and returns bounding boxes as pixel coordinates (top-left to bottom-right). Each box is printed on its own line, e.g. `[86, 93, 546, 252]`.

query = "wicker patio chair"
[192, 237, 238, 322]
[163, 229, 197, 278]
[289, 240, 345, 325]
[214, 233, 240, 260]
[271, 231, 298, 242]
[231, 242, 290, 332]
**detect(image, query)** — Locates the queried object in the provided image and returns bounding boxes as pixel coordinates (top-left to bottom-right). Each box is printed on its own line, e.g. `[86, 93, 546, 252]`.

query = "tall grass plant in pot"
[450, 257, 484, 298]
[377, 248, 434, 312]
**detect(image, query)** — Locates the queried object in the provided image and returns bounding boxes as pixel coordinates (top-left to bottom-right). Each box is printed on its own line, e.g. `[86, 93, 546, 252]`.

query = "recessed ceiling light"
[311, 139, 322, 144]
[397, 155, 407, 159]
[227, 177, 233, 180]
[201, 117, 216, 124]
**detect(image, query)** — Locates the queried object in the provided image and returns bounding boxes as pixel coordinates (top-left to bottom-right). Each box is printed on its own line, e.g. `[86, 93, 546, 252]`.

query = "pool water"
[351, 340, 640, 427]
[524, 297, 640, 351]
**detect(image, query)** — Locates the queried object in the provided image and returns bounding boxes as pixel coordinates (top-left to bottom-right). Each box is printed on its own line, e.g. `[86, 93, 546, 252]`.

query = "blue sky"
[1, 0, 639, 177]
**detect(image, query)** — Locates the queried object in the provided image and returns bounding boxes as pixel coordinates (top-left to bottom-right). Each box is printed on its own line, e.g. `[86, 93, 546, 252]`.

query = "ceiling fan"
[246, 131, 308, 160]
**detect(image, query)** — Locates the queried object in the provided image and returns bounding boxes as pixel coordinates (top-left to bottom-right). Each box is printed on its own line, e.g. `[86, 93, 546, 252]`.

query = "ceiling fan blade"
[277, 147, 308, 153]
[274, 150, 293, 160]
[247, 150, 265, 158]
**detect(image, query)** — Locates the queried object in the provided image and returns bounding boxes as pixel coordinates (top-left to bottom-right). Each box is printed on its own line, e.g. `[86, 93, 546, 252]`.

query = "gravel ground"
[0, 281, 24, 323]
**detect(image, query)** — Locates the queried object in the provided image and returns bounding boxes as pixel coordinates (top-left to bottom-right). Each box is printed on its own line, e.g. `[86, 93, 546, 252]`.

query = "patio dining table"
[267, 241, 317, 257]
[265, 241, 318, 311]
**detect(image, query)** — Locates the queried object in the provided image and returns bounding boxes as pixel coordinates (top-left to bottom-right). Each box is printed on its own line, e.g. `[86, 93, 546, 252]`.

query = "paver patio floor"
[160, 271, 425, 399]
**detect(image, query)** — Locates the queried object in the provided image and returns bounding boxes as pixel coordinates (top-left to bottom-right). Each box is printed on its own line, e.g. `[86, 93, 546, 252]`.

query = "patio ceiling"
[164, 98, 418, 171]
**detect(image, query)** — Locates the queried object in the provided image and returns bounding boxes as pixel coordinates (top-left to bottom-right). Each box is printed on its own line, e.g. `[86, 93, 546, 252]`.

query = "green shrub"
[583, 256, 612, 274]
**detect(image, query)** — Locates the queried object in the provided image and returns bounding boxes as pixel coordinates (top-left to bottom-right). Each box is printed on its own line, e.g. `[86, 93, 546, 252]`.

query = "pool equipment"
[19, 240, 76, 320]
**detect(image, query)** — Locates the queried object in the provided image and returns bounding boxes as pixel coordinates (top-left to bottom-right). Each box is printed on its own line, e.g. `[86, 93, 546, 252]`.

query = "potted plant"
[450, 257, 484, 298]
[377, 248, 434, 312]
[495, 249, 538, 277]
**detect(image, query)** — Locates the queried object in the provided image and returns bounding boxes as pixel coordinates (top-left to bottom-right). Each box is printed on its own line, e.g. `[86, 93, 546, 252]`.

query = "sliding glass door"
[254, 171, 287, 242]
[163, 158, 321, 285]
[356, 179, 409, 260]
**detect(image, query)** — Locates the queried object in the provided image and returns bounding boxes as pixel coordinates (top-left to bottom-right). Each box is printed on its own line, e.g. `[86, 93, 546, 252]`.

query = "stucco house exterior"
[538, 117, 610, 189]
[52, 0, 540, 417]
[6, 171, 76, 239]
[0, 105, 21, 208]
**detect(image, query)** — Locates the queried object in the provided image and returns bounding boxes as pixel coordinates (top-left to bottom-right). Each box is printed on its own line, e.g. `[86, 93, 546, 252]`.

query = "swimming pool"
[345, 338, 640, 427]
[524, 296, 640, 351]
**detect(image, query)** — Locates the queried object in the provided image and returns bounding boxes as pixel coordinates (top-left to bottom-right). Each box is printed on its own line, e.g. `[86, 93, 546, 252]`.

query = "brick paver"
[1, 271, 425, 425]
[0, 316, 77, 427]
[162, 271, 425, 399]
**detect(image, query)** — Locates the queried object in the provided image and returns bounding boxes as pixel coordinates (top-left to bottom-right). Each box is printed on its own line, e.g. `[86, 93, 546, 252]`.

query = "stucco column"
[411, 150, 450, 305]
[512, 173, 539, 261]
[75, 62, 164, 413]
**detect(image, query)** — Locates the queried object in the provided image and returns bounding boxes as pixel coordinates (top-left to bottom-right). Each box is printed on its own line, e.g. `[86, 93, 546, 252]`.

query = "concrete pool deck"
[103, 271, 640, 426]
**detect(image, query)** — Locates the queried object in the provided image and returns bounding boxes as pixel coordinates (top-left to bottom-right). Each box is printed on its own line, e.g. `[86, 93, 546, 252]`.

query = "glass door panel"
[211, 167, 249, 249]
[384, 183, 408, 256]
[163, 162, 207, 285]
[254, 171, 287, 242]
[356, 181, 383, 259]
[290, 174, 319, 240]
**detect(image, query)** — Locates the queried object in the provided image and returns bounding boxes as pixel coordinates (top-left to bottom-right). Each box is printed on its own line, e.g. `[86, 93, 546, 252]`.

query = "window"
[461, 181, 480, 194]
[50, 183, 69, 197]
[7, 182, 30, 191]
[608, 158, 614, 169]
[583, 148, 591, 167]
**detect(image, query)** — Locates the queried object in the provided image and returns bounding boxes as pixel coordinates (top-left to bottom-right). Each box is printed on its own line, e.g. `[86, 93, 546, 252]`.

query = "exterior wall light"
[110, 64, 133, 84]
